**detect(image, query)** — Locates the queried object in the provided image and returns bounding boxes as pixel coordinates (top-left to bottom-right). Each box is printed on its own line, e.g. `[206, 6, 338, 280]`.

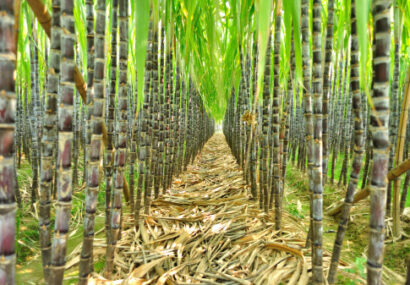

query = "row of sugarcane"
[224, 0, 292, 236]
[223, 0, 410, 284]
[0, 0, 215, 283]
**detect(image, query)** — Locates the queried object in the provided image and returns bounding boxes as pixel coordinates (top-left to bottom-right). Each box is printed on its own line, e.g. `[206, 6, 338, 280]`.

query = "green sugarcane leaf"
[291, 0, 303, 88]
[355, 0, 371, 92]
[255, 0, 273, 105]
[74, 0, 87, 74]
[135, 0, 151, 112]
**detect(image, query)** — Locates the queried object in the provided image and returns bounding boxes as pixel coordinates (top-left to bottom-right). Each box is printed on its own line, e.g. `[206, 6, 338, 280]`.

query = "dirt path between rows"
[90, 134, 335, 284]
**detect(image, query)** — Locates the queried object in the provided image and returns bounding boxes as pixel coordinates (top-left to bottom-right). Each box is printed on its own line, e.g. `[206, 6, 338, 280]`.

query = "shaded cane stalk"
[367, 1, 391, 284]
[327, 1, 365, 281]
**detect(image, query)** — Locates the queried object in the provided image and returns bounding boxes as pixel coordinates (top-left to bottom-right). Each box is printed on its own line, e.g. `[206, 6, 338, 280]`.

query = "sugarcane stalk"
[49, 0, 75, 280]
[30, 33, 40, 207]
[39, 0, 60, 280]
[301, 0, 314, 250]
[311, 0, 324, 282]
[280, 32, 294, 219]
[78, 0, 106, 281]
[0, 0, 17, 282]
[104, 0, 119, 276]
[367, 1, 391, 283]
[271, 12, 281, 223]
[151, 29, 160, 199]
[135, 21, 153, 227]
[107, 0, 129, 276]
[260, 37, 271, 213]
[322, 0, 335, 184]
[327, 1, 365, 281]
[164, 51, 174, 189]
[144, 28, 157, 214]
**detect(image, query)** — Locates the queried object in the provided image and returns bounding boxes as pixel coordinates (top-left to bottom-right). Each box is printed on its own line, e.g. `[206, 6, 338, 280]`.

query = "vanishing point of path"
[90, 134, 328, 284]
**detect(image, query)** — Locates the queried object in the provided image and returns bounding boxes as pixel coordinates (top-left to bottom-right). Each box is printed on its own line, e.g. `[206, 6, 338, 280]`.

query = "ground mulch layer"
[89, 134, 348, 284]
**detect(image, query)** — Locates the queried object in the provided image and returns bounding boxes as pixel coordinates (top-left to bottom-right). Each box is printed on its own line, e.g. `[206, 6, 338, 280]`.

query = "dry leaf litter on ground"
[88, 134, 341, 284]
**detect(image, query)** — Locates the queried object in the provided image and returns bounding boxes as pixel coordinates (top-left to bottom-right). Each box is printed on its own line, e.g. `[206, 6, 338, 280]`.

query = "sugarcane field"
[2, 0, 410, 283]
